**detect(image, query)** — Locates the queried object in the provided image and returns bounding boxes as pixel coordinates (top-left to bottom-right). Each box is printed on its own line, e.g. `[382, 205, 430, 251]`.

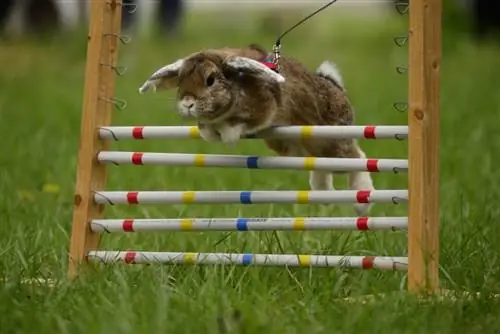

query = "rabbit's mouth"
[177, 95, 199, 119]
[196, 96, 236, 124]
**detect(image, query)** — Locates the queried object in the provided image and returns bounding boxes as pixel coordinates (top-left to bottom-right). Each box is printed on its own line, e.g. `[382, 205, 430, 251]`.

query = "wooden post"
[407, 0, 442, 293]
[68, 0, 123, 279]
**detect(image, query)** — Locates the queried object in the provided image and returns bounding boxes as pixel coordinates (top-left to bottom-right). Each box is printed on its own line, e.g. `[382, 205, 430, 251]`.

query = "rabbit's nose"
[181, 100, 195, 109]
[179, 97, 196, 116]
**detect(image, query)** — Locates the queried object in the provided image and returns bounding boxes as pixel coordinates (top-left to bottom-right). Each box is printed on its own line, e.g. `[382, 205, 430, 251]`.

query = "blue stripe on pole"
[240, 192, 252, 204]
[236, 218, 249, 231]
[242, 254, 253, 265]
[246, 156, 259, 169]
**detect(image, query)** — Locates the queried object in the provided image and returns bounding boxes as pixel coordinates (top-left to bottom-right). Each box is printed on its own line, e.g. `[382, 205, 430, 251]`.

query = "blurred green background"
[1, 1, 500, 333]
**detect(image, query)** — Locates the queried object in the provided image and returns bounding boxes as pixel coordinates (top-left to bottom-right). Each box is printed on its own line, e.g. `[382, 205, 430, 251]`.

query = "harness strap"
[260, 54, 279, 73]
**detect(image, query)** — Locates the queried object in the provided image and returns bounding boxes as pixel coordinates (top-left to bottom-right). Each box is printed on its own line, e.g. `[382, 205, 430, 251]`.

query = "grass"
[1, 7, 500, 333]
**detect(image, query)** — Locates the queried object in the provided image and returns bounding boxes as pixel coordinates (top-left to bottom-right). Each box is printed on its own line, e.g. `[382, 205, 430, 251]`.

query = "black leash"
[272, 0, 339, 71]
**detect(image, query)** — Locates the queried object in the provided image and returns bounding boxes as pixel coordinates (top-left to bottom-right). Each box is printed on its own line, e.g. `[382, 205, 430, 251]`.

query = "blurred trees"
[469, 0, 500, 39]
[1, 0, 498, 42]
[0, 0, 60, 36]
[121, 0, 184, 36]
[392, 0, 500, 41]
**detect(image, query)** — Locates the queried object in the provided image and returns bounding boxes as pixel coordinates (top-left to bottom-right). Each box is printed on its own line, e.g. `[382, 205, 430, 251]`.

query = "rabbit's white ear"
[224, 57, 285, 84]
[138, 59, 184, 93]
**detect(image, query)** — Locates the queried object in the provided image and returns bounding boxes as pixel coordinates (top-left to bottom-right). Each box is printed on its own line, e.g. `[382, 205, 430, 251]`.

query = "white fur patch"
[316, 61, 344, 89]
[138, 59, 184, 94]
[309, 171, 334, 191]
[199, 126, 221, 142]
[177, 96, 197, 117]
[226, 57, 285, 84]
[350, 172, 373, 191]
[216, 123, 245, 145]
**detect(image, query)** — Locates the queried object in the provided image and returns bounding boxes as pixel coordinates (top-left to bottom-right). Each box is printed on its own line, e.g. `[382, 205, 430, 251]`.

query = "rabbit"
[138, 44, 375, 216]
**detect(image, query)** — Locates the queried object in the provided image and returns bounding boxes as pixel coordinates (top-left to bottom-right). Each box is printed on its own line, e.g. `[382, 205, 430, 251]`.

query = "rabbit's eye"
[206, 74, 215, 87]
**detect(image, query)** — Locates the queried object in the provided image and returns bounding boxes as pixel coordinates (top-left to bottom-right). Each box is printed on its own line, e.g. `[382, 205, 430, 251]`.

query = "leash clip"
[272, 43, 282, 72]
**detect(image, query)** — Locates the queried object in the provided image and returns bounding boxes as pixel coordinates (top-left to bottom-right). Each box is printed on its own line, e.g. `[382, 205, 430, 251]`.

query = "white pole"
[97, 151, 408, 172]
[93, 190, 408, 205]
[90, 216, 408, 232]
[88, 251, 408, 270]
[98, 125, 408, 140]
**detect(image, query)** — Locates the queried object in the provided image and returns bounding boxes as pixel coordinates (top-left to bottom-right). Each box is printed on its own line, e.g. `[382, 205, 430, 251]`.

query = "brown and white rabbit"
[138, 44, 375, 215]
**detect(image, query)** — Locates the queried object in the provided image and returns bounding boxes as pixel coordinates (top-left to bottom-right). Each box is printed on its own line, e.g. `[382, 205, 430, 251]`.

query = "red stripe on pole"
[362, 256, 375, 269]
[124, 252, 137, 264]
[366, 159, 379, 172]
[127, 192, 139, 204]
[356, 190, 371, 203]
[356, 217, 369, 230]
[363, 126, 376, 139]
[122, 219, 134, 232]
[132, 127, 144, 139]
[131, 152, 144, 165]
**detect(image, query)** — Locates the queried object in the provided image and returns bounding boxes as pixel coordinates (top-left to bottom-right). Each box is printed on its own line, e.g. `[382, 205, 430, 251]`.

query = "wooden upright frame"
[67, 0, 442, 295]
[407, 0, 442, 293]
[68, 0, 123, 279]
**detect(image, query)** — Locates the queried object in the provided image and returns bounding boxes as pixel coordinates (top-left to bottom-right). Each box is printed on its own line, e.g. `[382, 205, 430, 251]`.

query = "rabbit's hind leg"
[309, 170, 334, 191]
[345, 140, 374, 216]
[303, 138, 374, 216]
[264, 138, 334, 191]
[281, 142, 334, 191]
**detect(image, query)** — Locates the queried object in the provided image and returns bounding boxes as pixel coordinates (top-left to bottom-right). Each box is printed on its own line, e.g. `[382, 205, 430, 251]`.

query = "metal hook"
[393, 102, 408, 113]
[89, 255, 107, 265]
[392, 196, 401, 205]
[396, 66, 408, 74]
[394, 134, 406, 141]
[395, 260, 408, 270]
[393, 35, 408, 47]
[118, 34, 132, 44]
[392, 167, 400, 174]
[123, 2, 137, 13]
[114, 66, 127, 76]
[107, 0, 137, 13]
[103, 33, 132, 45]
[100, 97, 128, 110]
[101, 63, 128, 76]
[92, 191, 115, 206]
[98, 127, 119, 141]
[91, 221, 112, 234]
[394, 1, 409, 15]
[96, 151, 120, 166]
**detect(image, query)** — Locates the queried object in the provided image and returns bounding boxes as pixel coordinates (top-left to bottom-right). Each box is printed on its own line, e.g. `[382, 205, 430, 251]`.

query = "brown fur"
[173, 44, 360, 161]
[141, 43, 375, 215]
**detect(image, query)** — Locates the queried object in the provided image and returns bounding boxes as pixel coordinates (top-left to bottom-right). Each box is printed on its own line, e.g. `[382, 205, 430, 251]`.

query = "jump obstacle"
[68, 0, 441, 294]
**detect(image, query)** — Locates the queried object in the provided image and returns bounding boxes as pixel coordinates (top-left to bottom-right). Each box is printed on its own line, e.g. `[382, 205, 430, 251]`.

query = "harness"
[260, 54, 279, 73]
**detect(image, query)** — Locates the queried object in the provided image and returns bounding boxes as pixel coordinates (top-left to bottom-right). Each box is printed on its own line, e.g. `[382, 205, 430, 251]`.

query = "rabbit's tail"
[315, 60, 345, 91]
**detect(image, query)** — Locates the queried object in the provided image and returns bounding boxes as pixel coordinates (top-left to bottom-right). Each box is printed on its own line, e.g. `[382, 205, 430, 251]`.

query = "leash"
[267, 0, 340, 72]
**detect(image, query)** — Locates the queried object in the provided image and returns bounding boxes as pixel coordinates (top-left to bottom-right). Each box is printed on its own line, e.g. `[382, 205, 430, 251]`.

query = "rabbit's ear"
[138, 59, 184, 93]
[222, 57, 285, 84]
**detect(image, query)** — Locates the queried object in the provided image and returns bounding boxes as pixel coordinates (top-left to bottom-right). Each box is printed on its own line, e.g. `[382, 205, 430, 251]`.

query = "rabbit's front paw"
[219, 124, 245, 145]
[199, 126, 221, 142]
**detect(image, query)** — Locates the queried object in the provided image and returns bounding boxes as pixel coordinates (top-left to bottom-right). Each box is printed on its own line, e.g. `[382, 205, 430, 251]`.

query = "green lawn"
[1, 9, 500, 334]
